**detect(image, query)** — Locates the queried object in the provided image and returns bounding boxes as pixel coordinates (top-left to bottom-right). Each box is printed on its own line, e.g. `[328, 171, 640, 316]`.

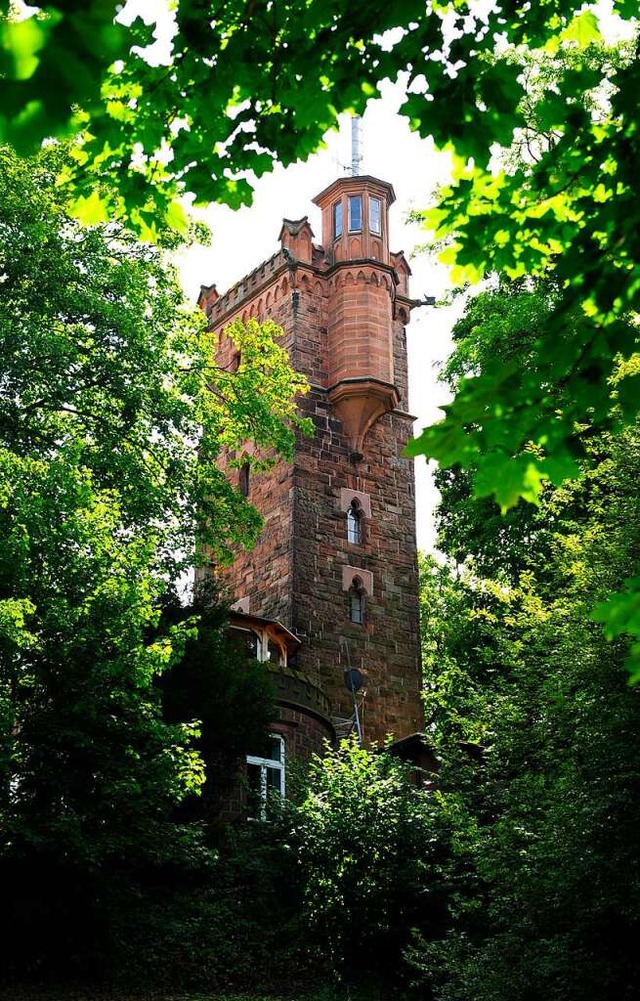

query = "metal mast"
[351, 116, 362, 176]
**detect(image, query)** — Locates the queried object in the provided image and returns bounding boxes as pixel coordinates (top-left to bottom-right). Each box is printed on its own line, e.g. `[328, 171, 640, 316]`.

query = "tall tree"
[416, 284, 640, 1001]
[3, 2, 637, 479]
[0, 142, 307, 975]
[6, 0, 636, 666]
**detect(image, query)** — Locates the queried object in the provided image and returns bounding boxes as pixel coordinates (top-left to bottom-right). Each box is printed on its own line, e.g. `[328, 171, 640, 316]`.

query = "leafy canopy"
[0, 141, 307, 867]
[0, 2, 634, 244]
[417, 442, 640, 1001]
[414, 280, 640, 1000]
[2, 1, 638, 653]
[1, 1, 636, 501]
[407, 19, 639, 504]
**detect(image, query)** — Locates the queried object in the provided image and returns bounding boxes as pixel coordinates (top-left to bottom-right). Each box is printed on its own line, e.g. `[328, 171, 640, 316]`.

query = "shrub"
[282, 738, 448, 988]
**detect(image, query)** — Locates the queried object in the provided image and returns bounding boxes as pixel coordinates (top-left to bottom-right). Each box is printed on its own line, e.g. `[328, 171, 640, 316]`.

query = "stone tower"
[199, 174, 423, 748]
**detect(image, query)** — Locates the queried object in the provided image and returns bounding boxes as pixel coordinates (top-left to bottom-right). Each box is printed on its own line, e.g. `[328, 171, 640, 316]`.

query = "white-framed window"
[348, 194, 362, 232]
[228, 626, 284, 665]
[246, 735, 286, 820]
[333, 201, 343, 239]
[369, 196, 381, 234]
[347, 499, 363, 545]
[230, 626, 259, 658]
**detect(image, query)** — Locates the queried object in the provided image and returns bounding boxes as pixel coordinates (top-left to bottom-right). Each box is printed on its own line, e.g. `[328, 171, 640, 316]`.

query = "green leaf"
[164, 199, 190, 235]
[473, 453, 546, 511]
[0, 17, 50, 80]
[615, 372, 640, 422]
[68, 189, 110, 225]
[560, 10, 602, 47]
[592, 578, 640, 639]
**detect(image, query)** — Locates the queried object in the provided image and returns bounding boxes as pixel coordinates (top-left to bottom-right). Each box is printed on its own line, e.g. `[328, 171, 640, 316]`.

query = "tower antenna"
[351, 115, 362, 177]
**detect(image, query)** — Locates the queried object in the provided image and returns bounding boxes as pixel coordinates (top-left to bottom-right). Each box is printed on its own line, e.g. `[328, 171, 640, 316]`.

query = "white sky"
[177, 85, 462, 552]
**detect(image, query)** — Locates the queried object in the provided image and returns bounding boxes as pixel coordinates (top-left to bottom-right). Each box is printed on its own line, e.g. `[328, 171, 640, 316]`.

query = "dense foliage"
[415, 283, 640, 1001]
[36, 738, 446, 995]
[161, 583, 276, 824]
[2, 0, 637, 667]
[1, 4, 639, 995]
[283, 738, 448, 988]
[0, 144, 306, 979]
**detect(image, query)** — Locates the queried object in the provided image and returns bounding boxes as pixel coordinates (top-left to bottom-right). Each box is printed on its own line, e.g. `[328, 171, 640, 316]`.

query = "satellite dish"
[344, 668, 363, 693]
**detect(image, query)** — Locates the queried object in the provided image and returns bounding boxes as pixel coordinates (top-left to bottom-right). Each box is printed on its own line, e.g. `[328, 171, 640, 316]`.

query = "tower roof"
[312, 174, 396, 209]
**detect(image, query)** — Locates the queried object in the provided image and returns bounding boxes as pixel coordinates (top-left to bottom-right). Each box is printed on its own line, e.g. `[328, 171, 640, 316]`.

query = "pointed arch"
[348, 576, 366, 625]
[346, 498, 364, 545]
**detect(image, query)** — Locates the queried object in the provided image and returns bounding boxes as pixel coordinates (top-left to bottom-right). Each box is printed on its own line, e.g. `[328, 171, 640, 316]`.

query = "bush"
[282, 738, 448, 989]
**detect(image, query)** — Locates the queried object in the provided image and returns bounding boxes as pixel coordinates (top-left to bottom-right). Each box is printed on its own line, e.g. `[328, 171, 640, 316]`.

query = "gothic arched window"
[349, 576, 365, 625]
[346, 499, 363, 545]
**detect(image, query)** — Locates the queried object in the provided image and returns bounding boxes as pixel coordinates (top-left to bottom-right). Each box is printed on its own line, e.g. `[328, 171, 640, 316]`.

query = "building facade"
[199, 173, 424, 778]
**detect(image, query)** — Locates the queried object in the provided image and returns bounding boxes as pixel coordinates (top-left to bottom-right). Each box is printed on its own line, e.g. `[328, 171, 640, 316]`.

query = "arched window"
[349, 576, 365, 625]
[346, 499, 363, 545]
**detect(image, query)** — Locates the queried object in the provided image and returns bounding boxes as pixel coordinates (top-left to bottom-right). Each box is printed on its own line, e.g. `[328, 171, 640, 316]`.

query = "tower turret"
[313, 175, 402, 454]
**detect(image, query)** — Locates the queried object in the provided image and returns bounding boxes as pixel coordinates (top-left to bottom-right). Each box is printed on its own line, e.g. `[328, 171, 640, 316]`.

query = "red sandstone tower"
[199, 174, 423, 751]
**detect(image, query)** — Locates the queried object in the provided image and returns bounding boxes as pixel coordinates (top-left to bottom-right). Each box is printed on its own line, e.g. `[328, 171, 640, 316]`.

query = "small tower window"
[347, 499, 363, 545]
[369, 196, 382, 235]
[349, 576, 366, 625]
[348, 194, 362, 232]
[333, 201, 343, 239]
[239, 462, 250, 497]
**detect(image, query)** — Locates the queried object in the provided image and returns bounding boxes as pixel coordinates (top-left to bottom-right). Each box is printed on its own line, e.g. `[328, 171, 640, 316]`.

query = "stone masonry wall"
[212, 268, 303, 624]
[291, 388, 422, 746]
[208, 192, 423, 749]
